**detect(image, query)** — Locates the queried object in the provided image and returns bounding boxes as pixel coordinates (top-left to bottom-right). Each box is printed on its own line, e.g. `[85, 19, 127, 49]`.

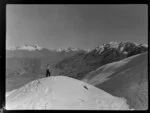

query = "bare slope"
[83, 52, 148, 110]
[6, 76, 130, 110]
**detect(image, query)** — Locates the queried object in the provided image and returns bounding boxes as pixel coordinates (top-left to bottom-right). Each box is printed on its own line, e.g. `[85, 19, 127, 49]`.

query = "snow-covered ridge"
[6, 76, 130, 110]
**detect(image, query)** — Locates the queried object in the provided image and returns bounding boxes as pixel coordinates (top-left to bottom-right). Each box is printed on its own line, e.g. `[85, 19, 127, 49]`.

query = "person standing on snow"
[46, 64, 51, 77]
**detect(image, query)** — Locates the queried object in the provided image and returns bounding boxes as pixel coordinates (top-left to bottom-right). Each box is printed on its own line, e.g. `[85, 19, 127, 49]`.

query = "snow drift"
[6, 76, 130, 110]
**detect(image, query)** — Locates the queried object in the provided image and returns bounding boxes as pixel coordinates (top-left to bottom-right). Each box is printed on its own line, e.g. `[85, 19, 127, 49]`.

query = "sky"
[6, 5, 148, 50]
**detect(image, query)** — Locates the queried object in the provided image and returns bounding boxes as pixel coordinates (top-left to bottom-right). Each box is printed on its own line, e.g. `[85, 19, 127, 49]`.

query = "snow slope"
[6, 76, 130, 110]
[83, 52, 148, 110]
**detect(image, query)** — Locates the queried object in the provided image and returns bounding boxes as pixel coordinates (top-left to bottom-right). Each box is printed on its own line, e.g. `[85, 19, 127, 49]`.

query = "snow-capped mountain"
[95, 41, 147, 55]
[95, 41, 124, 54]
[7, 44, 43, 51]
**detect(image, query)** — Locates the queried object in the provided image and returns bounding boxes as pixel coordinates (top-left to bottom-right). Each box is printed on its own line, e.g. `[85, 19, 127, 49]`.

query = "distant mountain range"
[55, 41, 147, 79]
[6, 44, 88, 60]
[6, 43, 87, 52]
[6, 41, 147, 57]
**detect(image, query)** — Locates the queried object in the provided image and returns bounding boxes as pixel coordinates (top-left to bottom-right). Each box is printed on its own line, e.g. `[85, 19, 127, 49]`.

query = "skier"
[46, 64, 51, 77]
